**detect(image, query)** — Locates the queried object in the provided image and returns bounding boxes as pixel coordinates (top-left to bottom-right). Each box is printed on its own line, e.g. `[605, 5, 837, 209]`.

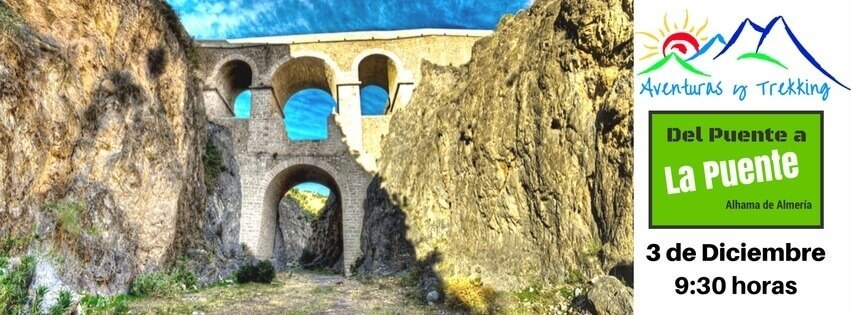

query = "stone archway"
[208, 58, 255, 115]
[239, 157, 363, 275]
[264, 164, 343, 271]
[270, 56, 338, 107]
[357, 54, 397, 115]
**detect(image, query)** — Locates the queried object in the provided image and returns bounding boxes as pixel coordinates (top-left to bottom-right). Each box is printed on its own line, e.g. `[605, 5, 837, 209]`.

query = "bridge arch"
[271, 55, 339, 110]
[350, 49, 406, 77]
[207, 55, 257, 116]
[248, 158, 350, 267]
[352, 50, 410, 114]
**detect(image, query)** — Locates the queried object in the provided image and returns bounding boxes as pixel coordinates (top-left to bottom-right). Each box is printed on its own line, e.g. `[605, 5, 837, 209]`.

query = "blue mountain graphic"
[714, 16, 849, 90]
[687, 34, 727, 61]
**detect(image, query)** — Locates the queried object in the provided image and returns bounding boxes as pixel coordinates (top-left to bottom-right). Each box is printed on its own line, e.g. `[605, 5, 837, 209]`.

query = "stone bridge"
[198, 29, 490, 274]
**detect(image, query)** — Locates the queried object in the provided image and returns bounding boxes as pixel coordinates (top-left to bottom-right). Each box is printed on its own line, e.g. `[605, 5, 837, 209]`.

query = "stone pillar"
[392, 83, 415, 111]
[335, 83, 364, 152]
[238, 87, 282, 260]
[341, 171, 367, 276]
[249, 86, 281, 119]
[203, 89, 233, 118]
[238, 159, 266, 259]
[248, 87, 285, 147]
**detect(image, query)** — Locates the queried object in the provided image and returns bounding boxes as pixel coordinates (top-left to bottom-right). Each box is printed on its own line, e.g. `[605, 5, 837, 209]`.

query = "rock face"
[190, 123, 247, 284]
[376, 0, 633, 290]
[0, 0, 204, 294]
[204, 124, 243, 259]
[358, 177, 415, 275]
[300, 193, 343, 272]
[273, 197, 312, 268]
[586, 276, 634, 315]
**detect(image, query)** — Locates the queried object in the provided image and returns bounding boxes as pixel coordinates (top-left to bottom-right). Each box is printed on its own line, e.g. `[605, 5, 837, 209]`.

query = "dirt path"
[128, 271, 446, 314]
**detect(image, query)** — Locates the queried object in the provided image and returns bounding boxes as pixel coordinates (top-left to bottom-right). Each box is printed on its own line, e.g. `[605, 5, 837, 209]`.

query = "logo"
[637, 11, 849, 100]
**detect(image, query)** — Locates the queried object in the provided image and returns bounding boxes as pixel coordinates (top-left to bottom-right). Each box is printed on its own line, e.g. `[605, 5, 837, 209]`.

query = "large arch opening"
[357, 54, 397, 115]
[216, 59, 253, 116]
[283, 89, 336, 141]
[233, 90, 252, 118]
[263, 164, 343, 273]
[272, 56, 338, 141]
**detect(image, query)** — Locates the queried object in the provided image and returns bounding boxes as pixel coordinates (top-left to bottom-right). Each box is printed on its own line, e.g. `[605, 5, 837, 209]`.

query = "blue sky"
[293, 182, 331, 196]
[233, 86, 388, 140]
[166, 0, 531, 39]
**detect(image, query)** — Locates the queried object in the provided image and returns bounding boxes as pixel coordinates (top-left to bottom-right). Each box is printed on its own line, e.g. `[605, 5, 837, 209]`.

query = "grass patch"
[399, 261, 425, 288]
[308, 285, 336, 295]
[515, 285, 543, 303]
[29, 285, 47, 315]
[46, 248, 66, 265]
[44, 200, 85, 237]
[444, 277, 496, 314]
[80, 294, 130, 314]
[1, 229, 36, 256]
[235, 260, 275, 284]
[130, 267, 198, 298]
[285, 188, 328, 222]
[126, 281, 276, 314]
[125, 271, 435, 314]
[567, 268, 587, 284]
[0, 256, 36, 314]
[87, 226, 103, 237]
[504, 277, 592, 314]
[48, 290, 72, 315]
[204, 138, 223, 193]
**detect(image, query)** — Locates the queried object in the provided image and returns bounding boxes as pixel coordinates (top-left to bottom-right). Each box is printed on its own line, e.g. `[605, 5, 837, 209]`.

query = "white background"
[634, 0, 851, 313]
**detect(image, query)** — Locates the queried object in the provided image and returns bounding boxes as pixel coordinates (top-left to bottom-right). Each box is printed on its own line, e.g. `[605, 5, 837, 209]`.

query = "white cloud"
[168, 0, 531, 39]
[177, 0, 279, 38]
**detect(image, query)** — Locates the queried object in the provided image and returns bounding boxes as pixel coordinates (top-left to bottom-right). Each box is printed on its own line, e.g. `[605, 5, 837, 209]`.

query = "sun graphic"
[638, 11, 709, 61]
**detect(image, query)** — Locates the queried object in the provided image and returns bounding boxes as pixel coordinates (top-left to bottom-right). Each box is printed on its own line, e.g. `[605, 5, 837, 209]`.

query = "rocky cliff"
[376, 0, 634, 292]
[273, 197, 311, 268]
[0, 0, 204, 295]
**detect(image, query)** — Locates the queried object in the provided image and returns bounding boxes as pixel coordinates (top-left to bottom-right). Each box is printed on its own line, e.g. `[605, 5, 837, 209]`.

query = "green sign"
[649, 111, 823, 228]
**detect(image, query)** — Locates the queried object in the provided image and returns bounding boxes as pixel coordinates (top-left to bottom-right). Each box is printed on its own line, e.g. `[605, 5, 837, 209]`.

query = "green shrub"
[1, 228, 37, 256]
[515, 285, 542, 303]
[235, 260, 275, 284]
[48, 290, 72, 315]
[0, 256, 36, 313]
[130, 271, 178, 298]
[147, 47, 167, 78]
[204, 139, 223, 193]
[171, 267, 197, 290]
[106, 71, 144, 101]
[130, 267, 198, 298]
[80, 294, 129, 314]
[29, 285, 47, 315]
[44, 201, 85, 237]
[87, 226, 103, 237]
[499, 13, 514, 26]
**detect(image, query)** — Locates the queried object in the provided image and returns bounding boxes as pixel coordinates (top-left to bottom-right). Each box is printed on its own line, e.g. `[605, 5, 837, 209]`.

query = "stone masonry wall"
[197, 32, 483, 275]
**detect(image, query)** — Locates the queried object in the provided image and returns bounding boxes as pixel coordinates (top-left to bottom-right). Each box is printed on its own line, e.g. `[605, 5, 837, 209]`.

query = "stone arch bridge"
[198, 29, 490, 275]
